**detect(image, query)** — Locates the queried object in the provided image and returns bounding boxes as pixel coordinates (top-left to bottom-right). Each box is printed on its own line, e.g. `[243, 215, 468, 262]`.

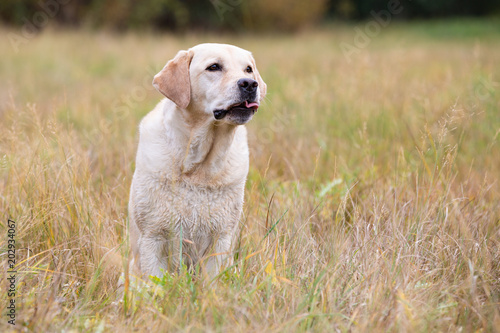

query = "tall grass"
[1, 21, 499, 331]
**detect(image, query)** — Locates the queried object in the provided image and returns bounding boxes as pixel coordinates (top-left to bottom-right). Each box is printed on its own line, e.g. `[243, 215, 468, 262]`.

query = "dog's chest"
[137, 174, 244, 235]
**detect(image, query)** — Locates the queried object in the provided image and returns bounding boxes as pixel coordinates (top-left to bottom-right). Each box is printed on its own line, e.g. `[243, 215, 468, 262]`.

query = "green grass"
[0, 19, 499, 331]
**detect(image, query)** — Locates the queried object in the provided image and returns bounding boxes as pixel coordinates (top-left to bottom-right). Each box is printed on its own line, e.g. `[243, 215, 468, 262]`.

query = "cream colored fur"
[128, 43, 266, 278]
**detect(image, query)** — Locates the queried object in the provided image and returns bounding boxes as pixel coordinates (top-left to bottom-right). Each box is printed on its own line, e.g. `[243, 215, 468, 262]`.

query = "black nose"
[237, 78, 258, 93]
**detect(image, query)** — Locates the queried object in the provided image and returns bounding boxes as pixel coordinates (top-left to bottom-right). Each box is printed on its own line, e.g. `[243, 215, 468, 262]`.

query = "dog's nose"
[237, 78, 258, 93]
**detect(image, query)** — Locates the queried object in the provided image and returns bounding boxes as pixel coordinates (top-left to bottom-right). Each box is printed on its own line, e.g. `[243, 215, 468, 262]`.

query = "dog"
[128, 43, 266, 278]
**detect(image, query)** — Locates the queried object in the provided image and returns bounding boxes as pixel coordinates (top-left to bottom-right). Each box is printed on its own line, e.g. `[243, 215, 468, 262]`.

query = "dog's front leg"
[138, 236, 179, 278]
[203, 233, 233, 278]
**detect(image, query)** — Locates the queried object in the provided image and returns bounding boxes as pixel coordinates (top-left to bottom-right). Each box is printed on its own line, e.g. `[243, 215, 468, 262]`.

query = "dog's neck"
[170, 108, 238, 177]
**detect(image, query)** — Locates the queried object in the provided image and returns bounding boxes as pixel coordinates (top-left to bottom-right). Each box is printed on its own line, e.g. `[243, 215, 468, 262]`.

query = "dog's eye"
[206, 63, 222, 71]
[246, 66, 253, 73]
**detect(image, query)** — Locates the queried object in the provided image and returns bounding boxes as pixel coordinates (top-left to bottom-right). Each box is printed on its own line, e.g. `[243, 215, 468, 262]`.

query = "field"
[1, 20, 499, 331]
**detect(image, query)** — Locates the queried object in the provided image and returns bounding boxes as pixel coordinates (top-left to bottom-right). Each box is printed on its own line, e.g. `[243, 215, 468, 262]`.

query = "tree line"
[1, 0, 499, 32]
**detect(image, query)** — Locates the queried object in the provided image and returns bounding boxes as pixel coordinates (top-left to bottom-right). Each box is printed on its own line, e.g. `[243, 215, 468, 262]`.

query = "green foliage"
[1, 0, 499, 31]
[330, 0, 500, 19]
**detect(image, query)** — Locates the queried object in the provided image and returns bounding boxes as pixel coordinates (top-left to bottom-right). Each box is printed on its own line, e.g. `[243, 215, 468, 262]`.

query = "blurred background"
[1, 0, 499, 32]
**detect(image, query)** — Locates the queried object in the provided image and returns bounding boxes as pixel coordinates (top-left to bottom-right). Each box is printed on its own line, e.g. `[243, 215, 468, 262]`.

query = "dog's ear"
[251, 58, 267, 101]
[153, 50, 194, 109]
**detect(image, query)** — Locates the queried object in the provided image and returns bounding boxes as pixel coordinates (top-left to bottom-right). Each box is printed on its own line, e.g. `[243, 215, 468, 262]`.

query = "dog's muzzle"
[213, 100, 259, 121]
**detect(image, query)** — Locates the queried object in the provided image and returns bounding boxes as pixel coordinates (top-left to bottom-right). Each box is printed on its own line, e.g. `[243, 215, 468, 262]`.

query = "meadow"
[0, 20, 499, 331]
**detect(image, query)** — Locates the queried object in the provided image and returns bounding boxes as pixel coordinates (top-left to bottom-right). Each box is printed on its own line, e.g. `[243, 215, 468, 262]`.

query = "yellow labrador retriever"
[128, 43, 266, 278]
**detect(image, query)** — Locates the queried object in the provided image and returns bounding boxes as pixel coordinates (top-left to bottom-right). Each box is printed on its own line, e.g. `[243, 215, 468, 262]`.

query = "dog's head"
[153, 43, 266, 125]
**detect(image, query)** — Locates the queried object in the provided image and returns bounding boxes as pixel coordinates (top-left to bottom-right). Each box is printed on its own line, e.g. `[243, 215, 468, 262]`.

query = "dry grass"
[1, 20, 499, 332]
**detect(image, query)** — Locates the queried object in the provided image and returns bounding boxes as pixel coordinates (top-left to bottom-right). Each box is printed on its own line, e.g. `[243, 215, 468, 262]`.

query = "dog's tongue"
[245, 101, 259, 110]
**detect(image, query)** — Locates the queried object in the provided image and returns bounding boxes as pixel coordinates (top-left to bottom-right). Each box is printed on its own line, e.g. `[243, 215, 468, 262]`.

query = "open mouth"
[213, 100, 259, 120]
